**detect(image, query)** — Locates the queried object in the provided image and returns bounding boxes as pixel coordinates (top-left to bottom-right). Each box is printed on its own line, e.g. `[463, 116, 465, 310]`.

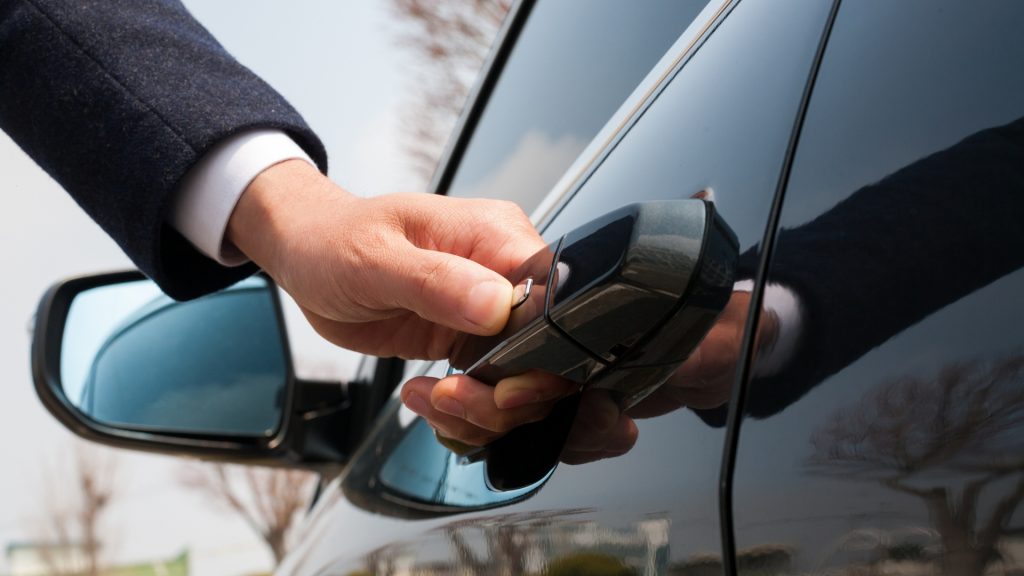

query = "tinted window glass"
[734, 3, 1024, 575]
[445, 0, 709, 214]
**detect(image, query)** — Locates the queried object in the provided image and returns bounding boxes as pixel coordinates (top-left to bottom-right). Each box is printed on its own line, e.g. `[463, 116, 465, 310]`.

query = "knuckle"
[417, 257, 456, 298]
[496, 199, 524, 216]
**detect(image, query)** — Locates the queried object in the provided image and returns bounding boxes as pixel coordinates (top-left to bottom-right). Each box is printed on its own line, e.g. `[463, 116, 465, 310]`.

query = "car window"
[733, 2, 1024, 575]
[443, 0, 710, 215]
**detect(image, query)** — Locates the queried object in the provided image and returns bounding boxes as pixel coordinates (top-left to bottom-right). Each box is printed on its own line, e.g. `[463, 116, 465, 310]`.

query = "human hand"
[400, 370, 579, 447]
[400, 371, 637, 464]
[400, 289, 775, 465]
[226, 160, 547, 359]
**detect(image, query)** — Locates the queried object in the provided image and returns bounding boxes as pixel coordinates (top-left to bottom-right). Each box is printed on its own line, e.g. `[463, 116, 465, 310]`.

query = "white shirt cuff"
[170, 129, 315, 266]
[733, 279, 803, 377]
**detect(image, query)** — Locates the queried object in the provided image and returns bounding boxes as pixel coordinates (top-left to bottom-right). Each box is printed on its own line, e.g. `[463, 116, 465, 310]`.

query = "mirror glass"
[60, 276, 288, 437]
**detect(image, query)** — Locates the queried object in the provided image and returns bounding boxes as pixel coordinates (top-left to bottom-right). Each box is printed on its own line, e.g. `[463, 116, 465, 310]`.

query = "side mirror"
[32, 272, 355, 468]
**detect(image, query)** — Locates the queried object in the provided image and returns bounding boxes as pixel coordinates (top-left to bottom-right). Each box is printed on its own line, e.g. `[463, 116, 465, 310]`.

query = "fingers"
[380, 195, 547, 336]
[393, 247, 516, 336]
[401, 374, 638, 467]
[493, 371, 579, 408]
[300, 306, 457, 360]
[239, 183, 550, 358]
[404, 196, 548, 274]
[429, 374, 557, 434]
[561, 389, 639, 464]
[402, 377, 494, 446]
[400, 372, 578, 446]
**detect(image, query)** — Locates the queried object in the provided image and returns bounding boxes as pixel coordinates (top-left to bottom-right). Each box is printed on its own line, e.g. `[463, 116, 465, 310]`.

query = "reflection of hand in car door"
[629, 290, 776, 417]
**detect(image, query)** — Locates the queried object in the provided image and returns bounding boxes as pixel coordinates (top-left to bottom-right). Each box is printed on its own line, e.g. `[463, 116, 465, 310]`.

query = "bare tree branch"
[808, 353, 1024, 576]
[37, 441, 120, 576]
[179, 463, 315, 567]
[390, 0, 511, 182]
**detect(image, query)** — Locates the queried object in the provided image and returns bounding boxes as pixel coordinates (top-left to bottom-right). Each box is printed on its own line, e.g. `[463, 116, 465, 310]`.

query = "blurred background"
[0, 2, 507, 574]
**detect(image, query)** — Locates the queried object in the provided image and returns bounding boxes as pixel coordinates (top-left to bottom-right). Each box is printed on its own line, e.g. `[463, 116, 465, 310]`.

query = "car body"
[33, 1, 1024, 575]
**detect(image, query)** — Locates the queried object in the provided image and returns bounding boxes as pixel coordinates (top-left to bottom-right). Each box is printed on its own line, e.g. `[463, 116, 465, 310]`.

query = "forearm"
[0, 0, 326, 298]
[748, 117, 1024, 417]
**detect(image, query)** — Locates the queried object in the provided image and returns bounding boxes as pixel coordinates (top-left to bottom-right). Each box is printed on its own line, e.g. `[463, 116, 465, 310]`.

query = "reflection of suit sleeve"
[745, 117, 1024, 418]
[0, 0, 327, 300]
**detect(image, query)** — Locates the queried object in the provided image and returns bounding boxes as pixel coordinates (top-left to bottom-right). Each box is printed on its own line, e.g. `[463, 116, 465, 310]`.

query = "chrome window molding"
[529, 0, 739, 233]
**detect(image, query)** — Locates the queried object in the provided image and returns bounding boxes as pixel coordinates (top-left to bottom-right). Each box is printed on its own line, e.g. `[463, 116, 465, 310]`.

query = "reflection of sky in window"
[780, 1, 1024, 226]
[61, 277, 263, 406]
[446, 0, 709, 214]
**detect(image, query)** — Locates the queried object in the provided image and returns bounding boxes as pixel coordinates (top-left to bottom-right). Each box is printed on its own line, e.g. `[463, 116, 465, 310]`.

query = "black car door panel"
[280, 1, 837, 575]
[733, 3, 1024, 576]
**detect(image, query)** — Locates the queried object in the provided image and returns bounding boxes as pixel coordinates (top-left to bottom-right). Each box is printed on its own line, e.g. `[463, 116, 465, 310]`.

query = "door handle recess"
[448, 199, 739, 489]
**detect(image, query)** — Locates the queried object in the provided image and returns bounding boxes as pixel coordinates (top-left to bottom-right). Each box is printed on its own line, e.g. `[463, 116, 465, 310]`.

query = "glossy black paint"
[733, 2, 1024, 575]
[306, 1, 838, 574]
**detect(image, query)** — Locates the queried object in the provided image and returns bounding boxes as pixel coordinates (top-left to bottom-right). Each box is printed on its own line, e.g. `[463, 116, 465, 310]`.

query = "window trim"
[529, 0, 738, 232]
[428, 0, 535, 196]
[715, 4, 844, 576]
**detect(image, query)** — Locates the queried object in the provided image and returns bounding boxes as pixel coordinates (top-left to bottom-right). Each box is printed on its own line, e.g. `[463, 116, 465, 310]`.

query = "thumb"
[387, 246, 515, 335]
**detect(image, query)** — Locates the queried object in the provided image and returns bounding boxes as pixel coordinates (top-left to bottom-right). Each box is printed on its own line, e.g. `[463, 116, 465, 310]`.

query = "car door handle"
[448, 198, 739, 489]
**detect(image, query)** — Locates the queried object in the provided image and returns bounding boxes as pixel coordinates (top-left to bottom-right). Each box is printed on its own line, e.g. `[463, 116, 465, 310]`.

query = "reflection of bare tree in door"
[809, 354, 1024, 576]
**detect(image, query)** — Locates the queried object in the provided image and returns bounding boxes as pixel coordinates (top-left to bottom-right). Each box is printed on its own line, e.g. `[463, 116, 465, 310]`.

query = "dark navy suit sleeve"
[0, 0, 328, 299]
[692, 117, 1024, 427]
[745, 116, 1024, 418]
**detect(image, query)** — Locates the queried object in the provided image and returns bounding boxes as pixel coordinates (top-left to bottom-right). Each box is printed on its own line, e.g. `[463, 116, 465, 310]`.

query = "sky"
[0, 3, 425, 575]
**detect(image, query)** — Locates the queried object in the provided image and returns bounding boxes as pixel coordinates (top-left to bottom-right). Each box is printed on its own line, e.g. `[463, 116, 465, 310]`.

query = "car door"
[732, 2, 1024, 576]
[277, 0, 837, 574]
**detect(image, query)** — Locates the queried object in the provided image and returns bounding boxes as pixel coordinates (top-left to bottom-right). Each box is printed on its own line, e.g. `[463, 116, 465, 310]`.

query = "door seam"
[716, 2, 844, 576]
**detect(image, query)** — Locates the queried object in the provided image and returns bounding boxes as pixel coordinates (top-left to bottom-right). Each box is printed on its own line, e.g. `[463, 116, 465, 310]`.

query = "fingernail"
[463, 280, 509, 332]
[403, 393, 430, 415]
[496, 390, 540, 409]
[435, 396, 465, 418]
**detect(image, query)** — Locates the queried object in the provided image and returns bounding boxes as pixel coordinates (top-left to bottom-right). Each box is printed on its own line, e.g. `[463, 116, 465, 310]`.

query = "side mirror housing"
[31, 272, 355, 469]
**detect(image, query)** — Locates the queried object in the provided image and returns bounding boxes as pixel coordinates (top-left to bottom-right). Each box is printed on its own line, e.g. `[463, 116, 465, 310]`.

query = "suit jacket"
[694, 116, 1024, 427]
[0, 0, 327, 300]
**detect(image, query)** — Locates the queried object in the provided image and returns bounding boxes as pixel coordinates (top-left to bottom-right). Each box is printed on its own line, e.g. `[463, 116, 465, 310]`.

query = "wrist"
[226, 159, 354, 275]
[170, 130, 317, 266]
